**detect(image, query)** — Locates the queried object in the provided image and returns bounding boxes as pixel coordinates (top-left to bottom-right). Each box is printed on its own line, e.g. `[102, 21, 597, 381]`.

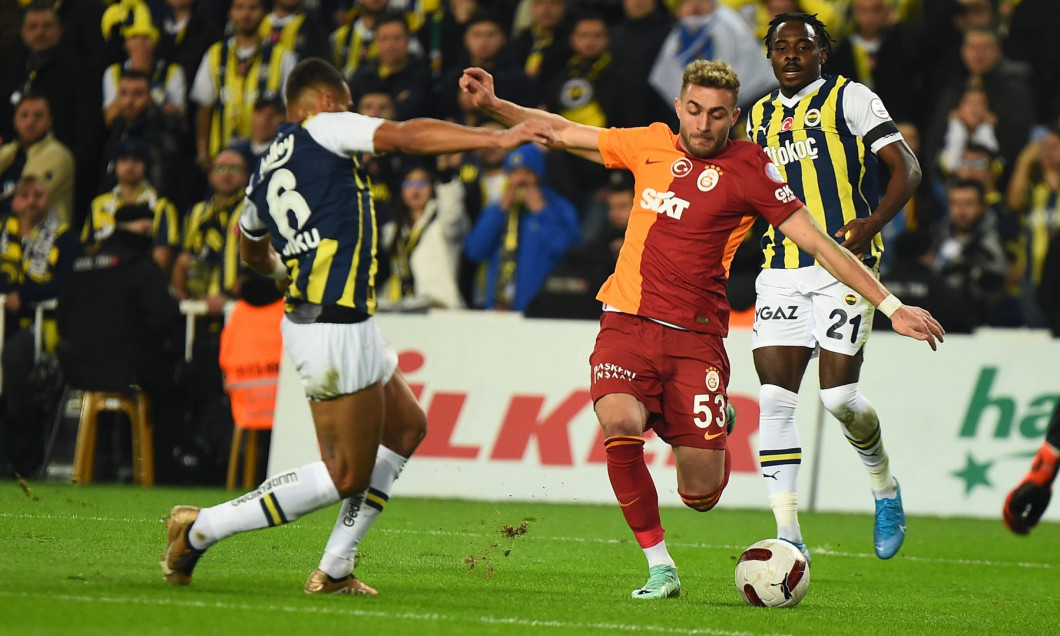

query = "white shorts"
[750, 266, 875, 356]
[280, 317, 398, 401]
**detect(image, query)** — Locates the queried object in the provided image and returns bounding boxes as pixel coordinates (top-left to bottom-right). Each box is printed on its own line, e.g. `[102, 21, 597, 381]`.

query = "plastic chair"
[227, 425, 265, 490]
[71, 390, 154, 486]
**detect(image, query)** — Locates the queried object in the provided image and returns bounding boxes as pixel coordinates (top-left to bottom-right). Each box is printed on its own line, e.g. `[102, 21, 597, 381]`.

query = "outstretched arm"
[372, 116, 554, 155]
[460, 67, 605, 164]
[779, 207, 945, 350]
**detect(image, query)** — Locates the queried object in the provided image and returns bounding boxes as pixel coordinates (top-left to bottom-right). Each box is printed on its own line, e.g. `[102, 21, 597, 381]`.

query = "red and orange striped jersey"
[597, 122, 803, 335]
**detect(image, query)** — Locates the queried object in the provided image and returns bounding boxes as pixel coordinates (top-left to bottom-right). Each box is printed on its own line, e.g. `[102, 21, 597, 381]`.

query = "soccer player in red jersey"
[461, 59, 944, 599]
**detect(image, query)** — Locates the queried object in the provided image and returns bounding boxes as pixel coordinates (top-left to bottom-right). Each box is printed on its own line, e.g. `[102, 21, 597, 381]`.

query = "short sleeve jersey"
[597, 122, 803, 335]
[240, 111, 384, 319]
[745, 75, 902, 270]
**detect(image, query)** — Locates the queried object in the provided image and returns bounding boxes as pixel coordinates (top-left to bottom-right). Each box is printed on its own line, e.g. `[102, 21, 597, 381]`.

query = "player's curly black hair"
[763, 12, 835, 58]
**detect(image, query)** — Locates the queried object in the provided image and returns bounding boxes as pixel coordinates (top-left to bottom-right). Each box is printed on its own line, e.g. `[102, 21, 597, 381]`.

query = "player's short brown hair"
[680, 60, 740, 103]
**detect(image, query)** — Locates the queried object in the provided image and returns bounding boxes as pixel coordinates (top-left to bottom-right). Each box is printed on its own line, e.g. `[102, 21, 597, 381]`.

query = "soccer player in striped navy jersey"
[161, 57, 554, 595]
[745, 13, 924, 562]
[462, 58, 942, 599]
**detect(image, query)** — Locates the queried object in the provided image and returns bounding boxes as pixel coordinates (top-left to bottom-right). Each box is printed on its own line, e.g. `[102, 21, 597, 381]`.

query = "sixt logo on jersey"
[764, 137, 819, 166]
[640, 188, 690, 220]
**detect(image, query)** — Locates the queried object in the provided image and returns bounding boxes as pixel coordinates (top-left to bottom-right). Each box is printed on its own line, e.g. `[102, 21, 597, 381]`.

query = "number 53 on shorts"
[693, 393, 728, 440]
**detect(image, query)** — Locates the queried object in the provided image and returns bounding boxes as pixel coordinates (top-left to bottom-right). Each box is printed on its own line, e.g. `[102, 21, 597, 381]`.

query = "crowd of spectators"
[0, 0, 1059, 480]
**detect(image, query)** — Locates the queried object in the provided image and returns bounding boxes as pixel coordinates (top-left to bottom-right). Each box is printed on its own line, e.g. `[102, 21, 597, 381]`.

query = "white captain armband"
[877, 294, 903, 318]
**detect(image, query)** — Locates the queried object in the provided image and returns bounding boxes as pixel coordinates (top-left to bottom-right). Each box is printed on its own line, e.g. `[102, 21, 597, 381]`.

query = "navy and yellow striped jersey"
[746, 74, 902, 270]
[330, 12, 425, 82]
[84, 185, 181, 251]
[331, 18, 378, 82]
[1016, 183, 1060, 287]
[241, 112, 383, 322]
[12, 210, 78, 340]
[259, 10, 332, 62]
[181, 192, 244, 298]
[0, 214, 22, 293]
[192, 38, 293, 158]
[259, 12, 309, 55]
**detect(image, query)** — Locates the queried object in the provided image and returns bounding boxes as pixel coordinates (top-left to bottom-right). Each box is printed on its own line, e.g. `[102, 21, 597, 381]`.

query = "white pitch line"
[0, 590, 777, 636]
[1, 511, 1054, 569]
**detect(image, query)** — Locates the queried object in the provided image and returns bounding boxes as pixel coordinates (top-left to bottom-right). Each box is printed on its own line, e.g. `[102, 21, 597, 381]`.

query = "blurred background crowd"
[0, 0, 1058, 483]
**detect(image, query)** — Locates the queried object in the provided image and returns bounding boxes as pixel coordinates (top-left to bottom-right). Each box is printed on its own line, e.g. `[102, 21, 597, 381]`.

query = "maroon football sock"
[605, 435, 664, 548]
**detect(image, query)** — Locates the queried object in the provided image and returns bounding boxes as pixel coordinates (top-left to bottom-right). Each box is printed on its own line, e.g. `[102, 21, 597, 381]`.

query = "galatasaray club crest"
[671, 157, 693, 178]
[697, 167, 721, 192]
[705, 367, 721, 392]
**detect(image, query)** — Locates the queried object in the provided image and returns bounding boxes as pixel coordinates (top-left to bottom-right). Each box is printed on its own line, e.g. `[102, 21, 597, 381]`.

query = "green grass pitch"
[1, 482, 1057, 635]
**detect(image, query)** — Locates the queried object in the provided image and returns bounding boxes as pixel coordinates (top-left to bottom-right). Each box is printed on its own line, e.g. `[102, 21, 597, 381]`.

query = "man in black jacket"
[57, 203, 186, 481]
[0, 2, 102, 212]
[924, 25, 1034, 189]
[525, 169, 631, 319]
[348, 11, 433, 121]
[100, 70, 194, 211]
[874, 230, 973, 334]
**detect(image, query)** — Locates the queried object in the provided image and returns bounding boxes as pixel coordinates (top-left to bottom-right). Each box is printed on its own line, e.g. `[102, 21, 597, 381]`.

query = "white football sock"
[819, 383, 896, 497]
[318, 445, 408, 578]
[188, 461, 340, 550]
[758, 384, 803, 541]
[643, 539, 676, 568]
[770, 492, 802, 544]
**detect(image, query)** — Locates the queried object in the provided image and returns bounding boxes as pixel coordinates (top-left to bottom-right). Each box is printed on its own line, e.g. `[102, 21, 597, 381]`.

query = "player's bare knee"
[402, 411, 428, 455]
[596, 412, 642, 438]
[384, 408, 427, 454]
[332, 474, 371, 499]
[410, 408, 428, 441]
[325, 462, 370, 498]
[594, 394, 647, 438]
[384, 378, 428, 451]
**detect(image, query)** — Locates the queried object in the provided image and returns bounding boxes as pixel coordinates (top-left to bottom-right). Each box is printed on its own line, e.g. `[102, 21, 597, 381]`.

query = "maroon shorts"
[589, 312, 731, 450]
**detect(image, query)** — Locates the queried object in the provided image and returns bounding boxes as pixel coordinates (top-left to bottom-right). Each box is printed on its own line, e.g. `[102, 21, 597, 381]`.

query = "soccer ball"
[734, 539, 810, 608]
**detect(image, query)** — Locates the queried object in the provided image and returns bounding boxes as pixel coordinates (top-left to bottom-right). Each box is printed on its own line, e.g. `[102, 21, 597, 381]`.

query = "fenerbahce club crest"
[704, 367, 721, 392]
